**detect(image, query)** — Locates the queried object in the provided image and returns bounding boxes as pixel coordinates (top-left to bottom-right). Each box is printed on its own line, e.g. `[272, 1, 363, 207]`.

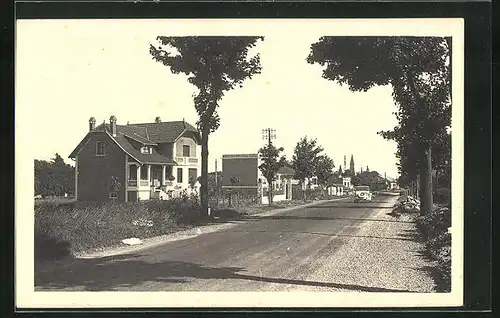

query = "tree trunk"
[419, 146, 434, 215]
[200, 127, 210, 219]
[268, 186, 273, 206]
[303, 180, 307, 201]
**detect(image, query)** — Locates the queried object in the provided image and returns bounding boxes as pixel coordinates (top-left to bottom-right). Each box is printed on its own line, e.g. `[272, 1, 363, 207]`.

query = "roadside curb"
[35, 197, 350, 273]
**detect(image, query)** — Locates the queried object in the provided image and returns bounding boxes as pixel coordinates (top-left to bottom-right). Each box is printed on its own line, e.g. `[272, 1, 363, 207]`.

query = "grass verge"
[35, 195, 206, 261]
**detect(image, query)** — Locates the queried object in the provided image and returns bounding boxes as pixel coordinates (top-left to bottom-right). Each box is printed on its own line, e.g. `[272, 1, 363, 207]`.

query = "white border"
[16, 18, 464, 308]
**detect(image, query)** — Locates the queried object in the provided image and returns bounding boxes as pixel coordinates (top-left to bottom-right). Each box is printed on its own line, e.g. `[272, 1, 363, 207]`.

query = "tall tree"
[258, 143, 287, 205]
[291, 137, 324, 201]
[150, 36, 263, 218]
[307, 36, 451, 215]
[315, 154, 335, 187]
[34, 153, 75, 197]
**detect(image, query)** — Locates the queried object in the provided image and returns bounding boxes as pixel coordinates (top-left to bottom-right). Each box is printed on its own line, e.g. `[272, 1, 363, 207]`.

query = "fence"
[292, 185, 328, 200]
[208, 193, 261, 209]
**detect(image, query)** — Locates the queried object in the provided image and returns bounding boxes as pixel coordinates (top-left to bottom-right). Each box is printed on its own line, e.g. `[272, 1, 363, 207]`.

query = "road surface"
[36, 196, 416, 292]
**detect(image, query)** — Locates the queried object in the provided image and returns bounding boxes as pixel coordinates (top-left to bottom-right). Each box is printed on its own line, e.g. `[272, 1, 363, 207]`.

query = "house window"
[141, 146, 150, 154]
[188, 168, 197, 184]
[183, 145, 190, 157]
[177, 168, 183, 183]
[96, 141, 105, 156]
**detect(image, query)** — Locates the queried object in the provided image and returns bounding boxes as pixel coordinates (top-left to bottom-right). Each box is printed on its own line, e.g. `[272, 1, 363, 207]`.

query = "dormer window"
[141, 146, 152, 154]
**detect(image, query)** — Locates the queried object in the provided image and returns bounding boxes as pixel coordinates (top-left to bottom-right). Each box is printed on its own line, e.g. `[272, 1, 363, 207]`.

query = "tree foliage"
[206, 171, 222, 198]
[352, 170, 387, 191]
[34, 153, 75, 197]
[315, 154, 335, 187]
[258, 143, 287, 205]
[150, 36, 263, 216]
[291, 137, 324, 200]
[307, 36, 452, 214]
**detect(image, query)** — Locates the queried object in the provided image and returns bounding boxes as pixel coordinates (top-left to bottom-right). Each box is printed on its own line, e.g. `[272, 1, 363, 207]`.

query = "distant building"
[221, 153, 296, 204]
[327, 184, 345, 196]
[385, 176, 399, 190]
[343, 176, 353, 189]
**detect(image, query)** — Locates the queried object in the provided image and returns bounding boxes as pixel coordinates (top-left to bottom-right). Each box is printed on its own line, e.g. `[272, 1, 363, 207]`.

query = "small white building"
[343, 177, 353, 189]
[327, 184, 344, 196]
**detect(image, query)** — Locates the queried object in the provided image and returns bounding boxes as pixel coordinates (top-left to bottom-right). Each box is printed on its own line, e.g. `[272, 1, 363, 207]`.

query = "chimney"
[109, 115, 117, 137]
[155, 116, 161, 123]
[89, 117, 96, 132]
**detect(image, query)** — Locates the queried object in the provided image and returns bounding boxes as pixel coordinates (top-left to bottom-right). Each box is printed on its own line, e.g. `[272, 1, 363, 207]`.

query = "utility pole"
[215, 159, 218, 208]
[261, 128, 276, 203]
[262, 128, 276, 146]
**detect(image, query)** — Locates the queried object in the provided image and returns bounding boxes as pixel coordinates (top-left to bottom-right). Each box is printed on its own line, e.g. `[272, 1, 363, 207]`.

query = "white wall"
[262, 193, 287, 205]
[138, 189, 150, 201]
[174, 136, 198, 157]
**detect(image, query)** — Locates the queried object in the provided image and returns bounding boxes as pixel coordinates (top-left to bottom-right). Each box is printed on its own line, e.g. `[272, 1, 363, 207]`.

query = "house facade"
[69, 116, 201, 202]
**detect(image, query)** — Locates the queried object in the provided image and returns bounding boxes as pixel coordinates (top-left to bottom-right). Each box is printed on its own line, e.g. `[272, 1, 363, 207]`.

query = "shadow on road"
[309, 204, 395, 210]
[35, 253, 415, 292]
[219, 229, 415, 242]
[396, 229, 423, 242]
[244, 215, 414, 224]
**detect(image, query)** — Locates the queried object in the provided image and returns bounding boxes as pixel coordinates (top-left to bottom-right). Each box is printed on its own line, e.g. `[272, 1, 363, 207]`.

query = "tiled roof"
[95, 121, 200, 144]
[127, 121, 200, 144]
[113, 134, 176, 165]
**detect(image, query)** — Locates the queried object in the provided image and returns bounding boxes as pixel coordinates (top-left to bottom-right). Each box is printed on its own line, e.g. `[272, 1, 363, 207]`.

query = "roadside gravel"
[288, 196, 438, 293]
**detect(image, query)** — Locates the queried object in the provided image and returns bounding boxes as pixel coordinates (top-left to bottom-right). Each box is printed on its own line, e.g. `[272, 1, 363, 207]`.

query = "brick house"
[69, 115, 201, 202]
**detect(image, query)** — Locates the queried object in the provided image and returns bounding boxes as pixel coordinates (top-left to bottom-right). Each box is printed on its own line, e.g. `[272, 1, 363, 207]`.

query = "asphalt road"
[35, 196, 401, 292]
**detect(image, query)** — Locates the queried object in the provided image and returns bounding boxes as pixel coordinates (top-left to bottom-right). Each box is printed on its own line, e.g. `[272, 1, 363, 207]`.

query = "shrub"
[415, 206, 452, 292]
[434, 187, 451, 206]
[416, 207, 451, 241]
[146, 195, 202, 225]
[34, 228, 71, 261]
[426, 232, 451, 255]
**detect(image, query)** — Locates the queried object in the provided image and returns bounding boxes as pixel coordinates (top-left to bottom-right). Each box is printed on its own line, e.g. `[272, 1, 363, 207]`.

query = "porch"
[126, 163, 175, 201]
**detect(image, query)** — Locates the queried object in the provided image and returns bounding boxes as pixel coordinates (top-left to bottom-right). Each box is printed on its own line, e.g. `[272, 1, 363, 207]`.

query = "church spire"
[344, 155, 347, 170]
[350, 154, 355, 174]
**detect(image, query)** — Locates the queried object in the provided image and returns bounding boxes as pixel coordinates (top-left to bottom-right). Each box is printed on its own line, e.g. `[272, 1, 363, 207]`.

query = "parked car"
[354, 186, 372, 202]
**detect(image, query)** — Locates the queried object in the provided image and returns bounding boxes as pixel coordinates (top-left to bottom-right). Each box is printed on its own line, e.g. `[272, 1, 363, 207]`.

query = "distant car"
[354, 186, 372, 202]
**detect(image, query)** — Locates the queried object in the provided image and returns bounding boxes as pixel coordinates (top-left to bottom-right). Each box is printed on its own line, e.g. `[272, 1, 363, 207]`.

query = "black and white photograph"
[16, 18, 464, 308]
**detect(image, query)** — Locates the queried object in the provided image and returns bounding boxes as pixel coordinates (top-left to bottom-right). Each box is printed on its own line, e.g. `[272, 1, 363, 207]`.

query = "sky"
[16, 19, 402, 178]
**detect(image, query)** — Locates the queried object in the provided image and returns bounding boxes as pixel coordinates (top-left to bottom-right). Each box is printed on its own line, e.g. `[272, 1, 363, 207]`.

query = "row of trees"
[34, 153, 75, 198]
[307, 36, 452, 214]
[258, 136, 335, 205]
[150, 35, 451, 217]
